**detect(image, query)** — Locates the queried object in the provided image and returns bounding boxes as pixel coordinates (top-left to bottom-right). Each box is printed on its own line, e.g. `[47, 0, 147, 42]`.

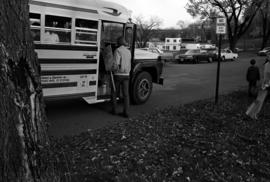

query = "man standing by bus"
[111, 36, 131, 118]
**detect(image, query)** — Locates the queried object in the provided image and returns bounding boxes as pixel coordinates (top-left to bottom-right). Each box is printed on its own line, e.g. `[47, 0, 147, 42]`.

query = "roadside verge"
[51, 91, 270, 181]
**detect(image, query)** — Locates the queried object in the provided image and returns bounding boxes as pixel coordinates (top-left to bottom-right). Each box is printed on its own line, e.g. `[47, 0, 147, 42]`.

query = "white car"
[140, 47, 164, 54]
[220, 49, 238, 61]
[135, 48, 160, 60]
[257, 47, 270, 56]
[139, 47, 173, 62]
[224, 47, 243, 52]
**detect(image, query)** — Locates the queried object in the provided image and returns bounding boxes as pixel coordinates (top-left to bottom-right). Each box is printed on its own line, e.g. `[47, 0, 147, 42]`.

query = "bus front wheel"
[132, 71, 153, 104]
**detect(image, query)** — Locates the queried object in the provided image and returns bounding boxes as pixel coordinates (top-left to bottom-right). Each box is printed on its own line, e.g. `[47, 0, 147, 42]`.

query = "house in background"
[163, 38, 182, 51]
[151, 38, 181, 51]
[151, 37, 211, 52]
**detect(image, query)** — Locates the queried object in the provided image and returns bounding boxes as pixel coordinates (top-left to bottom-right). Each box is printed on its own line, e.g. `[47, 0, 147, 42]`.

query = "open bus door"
[85, 21, 137, 104]
[124, 22, 136, 66]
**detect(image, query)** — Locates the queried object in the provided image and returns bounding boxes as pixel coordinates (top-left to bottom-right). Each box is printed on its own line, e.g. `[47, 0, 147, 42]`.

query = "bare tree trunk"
[229, 35, 238, 51]
[260, 1, 270, 50]
[261, 22, 270, 50]
[0, 1, 53, 181]
[261, 35, 269, 49]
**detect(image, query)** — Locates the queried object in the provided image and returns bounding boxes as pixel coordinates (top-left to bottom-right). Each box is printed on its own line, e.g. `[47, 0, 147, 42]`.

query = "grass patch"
[51, 91, 270, 182]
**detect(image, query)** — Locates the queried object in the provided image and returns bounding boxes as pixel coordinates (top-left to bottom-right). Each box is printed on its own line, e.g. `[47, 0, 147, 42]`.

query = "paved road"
[47, 52, 266, 137]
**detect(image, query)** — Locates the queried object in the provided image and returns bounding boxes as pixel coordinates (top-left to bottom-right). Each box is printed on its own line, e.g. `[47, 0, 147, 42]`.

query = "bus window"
[30, 13, 41, 42]
[101, 22, 124, 47]
[44, 15, 71, 44]
[75, 19, 98, 46]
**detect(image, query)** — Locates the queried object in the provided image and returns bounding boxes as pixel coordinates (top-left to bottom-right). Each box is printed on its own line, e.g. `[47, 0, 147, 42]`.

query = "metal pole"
[215, 34, 222, 104]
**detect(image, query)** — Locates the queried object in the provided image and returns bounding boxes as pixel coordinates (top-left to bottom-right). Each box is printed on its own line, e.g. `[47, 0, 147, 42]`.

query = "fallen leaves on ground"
[51, 91, 270, 182]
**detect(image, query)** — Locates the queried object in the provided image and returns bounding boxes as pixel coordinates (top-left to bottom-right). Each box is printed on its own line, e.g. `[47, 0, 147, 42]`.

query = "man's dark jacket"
[246, 65, 260, 82]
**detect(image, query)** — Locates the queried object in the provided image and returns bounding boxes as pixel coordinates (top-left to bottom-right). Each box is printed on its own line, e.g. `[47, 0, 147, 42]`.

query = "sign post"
[215, 17, 226, 104]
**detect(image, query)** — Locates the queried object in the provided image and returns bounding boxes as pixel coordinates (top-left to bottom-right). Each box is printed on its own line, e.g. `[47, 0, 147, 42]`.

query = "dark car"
[204, 49, 218, 61]
[257, 47, 270, 56]
[175, 49, 216, 64]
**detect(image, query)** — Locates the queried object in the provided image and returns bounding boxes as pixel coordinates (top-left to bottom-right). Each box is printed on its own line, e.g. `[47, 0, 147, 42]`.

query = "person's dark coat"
[246, 65, 260, 82]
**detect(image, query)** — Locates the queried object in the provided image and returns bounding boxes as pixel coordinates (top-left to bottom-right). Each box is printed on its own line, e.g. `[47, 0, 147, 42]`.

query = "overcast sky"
[108, 0, 195, 29]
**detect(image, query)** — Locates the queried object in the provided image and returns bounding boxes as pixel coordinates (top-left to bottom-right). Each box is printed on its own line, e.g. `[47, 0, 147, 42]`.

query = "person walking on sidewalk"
[263, 53, 270, 87]
[246, 52, 270, 119]
[246, 59, 260, 97]
[111, 36, 131, 118]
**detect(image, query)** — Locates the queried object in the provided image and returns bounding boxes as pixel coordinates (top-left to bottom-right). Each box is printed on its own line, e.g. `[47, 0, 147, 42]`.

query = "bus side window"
[44, 15, 71, 44]
[75, 19, 98, 46]
[30, 13, 41, 42]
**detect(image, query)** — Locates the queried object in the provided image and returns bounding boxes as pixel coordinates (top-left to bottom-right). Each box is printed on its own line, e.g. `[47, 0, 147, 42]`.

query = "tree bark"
[0, 1, 52, 181]
[229, 37, 238, 51]
[260, 16, 270, 49]
[261, 33, 269, 49]
[260, 1, 270, 50]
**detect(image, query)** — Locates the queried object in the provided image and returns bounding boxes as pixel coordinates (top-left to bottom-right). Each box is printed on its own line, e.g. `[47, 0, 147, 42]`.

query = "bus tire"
[132, 71, 153, 104]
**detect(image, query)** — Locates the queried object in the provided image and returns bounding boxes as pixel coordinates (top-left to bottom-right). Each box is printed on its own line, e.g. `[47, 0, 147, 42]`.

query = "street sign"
[216, 17, 226, 34]
[216, 26, 226, 34]
[215, 17, 226, 104]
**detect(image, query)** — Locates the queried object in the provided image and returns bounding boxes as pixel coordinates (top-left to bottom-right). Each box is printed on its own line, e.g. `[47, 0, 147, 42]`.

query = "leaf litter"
[51, 91, 270, 182]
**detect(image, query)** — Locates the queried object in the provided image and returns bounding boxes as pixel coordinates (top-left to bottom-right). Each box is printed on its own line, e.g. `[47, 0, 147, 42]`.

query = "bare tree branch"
[134, 16, 163, 48]
[186, 0, 263, 50]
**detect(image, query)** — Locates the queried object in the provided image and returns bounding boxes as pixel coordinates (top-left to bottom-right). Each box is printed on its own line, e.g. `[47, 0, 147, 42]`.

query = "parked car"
[235, 47, 243, 52]
[135, 48, 161, 60]
[175, 49, 216, 64]
[220, 49, 238, 61]
[200, 44, 216, 49]
[140, 47, 174, 62]
[205, 49, 218, 61]
[140, 47, 164, 54]
[181, 43, 200, 50]
[257, 47, 270, 56]
[224, 47, 243, 52]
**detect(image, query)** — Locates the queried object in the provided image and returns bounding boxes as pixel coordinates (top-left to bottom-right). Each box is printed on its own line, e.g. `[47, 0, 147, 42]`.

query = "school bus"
[29, 0, 164, 104]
